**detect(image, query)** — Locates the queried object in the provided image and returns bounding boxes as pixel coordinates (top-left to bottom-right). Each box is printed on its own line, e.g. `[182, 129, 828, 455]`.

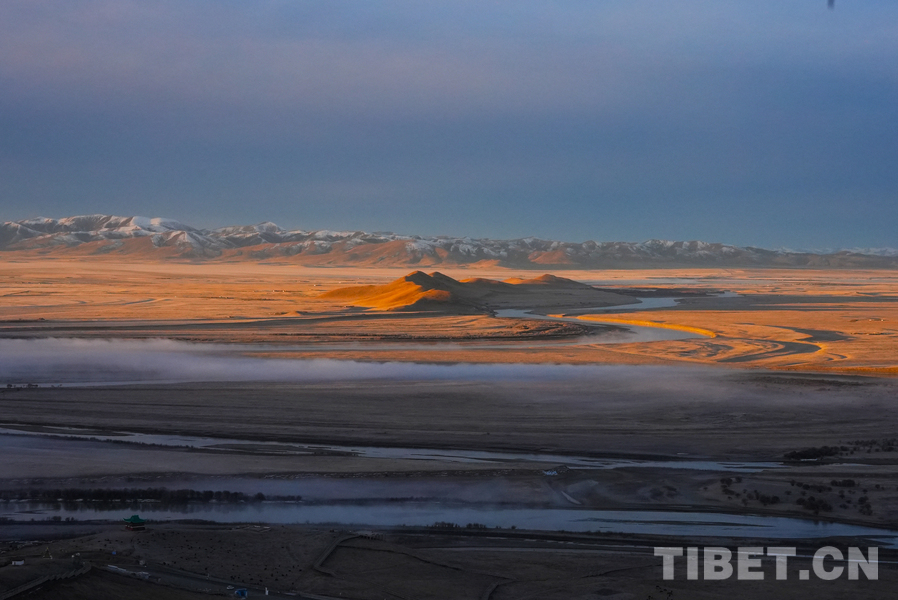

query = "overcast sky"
[1, 1, 895, 248]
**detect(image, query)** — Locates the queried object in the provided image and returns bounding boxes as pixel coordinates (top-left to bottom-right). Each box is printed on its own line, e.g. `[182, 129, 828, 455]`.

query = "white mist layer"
[0, 337, 719, 386]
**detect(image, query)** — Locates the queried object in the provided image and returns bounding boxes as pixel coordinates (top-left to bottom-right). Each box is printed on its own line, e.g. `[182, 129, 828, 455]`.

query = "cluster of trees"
[784, 446, 843, 460]
[786, 439, 898, 461]
[786, 478, 879, 516]
[831, 479, 857, 488]
[745, 490, 780, 506]
[849, 438, 897, 453]
[722, 475, 880, 516]
[789, 480, 832, 493]
[796, 496, 833, 513]
[719, 478, 779, 506]
[430, 522, 490, 530]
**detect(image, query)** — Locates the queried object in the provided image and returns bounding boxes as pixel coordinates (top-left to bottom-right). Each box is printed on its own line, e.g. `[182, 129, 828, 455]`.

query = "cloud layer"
[1, 1, 896, 247]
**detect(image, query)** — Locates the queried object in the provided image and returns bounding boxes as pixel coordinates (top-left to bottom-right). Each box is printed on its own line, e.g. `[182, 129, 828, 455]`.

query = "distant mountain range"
[1, 215, 896, 269]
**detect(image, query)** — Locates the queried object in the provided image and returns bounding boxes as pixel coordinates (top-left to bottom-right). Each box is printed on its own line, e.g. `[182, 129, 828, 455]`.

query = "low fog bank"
[0, 337, 727, 389]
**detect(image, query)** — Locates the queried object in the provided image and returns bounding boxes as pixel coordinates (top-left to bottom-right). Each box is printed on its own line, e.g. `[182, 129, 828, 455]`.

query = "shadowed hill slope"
[320, 271, 638, 313]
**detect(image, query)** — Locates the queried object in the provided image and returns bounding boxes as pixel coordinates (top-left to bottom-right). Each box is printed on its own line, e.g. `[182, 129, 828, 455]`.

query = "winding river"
[4, 502, 897, 546]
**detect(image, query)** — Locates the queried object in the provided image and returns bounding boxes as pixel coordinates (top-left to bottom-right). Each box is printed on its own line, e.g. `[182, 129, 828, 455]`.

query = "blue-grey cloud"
[1, 1, 896, 247]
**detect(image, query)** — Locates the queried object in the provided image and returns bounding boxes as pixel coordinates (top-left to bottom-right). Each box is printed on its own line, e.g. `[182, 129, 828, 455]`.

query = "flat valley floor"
[1, 260, 897, 599]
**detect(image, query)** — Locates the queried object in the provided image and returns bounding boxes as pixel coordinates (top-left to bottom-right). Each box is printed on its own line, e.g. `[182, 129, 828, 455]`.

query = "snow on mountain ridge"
[1, 215, 896, 268]
[844, 248, 898, 257]
[781, 246, 898, 258]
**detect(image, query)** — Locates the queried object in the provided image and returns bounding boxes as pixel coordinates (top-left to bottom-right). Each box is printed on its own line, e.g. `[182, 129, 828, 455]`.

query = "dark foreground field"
[2, 522, 897, 600]
[4, 373, 898, 461]
[2, 375, 898, 598]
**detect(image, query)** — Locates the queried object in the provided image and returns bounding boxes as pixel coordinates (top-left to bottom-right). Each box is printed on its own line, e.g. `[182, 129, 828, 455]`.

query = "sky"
[1, 1, 896, 249]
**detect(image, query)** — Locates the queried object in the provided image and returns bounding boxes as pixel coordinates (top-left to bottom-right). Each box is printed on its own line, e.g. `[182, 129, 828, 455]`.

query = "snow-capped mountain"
[1, 215, 896, 268]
